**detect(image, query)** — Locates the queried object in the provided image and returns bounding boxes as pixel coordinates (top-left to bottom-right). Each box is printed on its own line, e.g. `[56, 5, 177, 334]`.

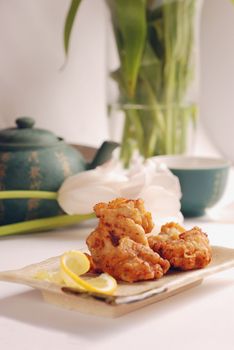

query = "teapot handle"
[87, 141, 119, 170]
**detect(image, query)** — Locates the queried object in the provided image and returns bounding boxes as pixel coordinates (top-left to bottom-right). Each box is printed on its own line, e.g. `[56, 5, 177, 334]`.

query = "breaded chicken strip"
[148, 222, 212, 270]
[86, 198, 170, 282]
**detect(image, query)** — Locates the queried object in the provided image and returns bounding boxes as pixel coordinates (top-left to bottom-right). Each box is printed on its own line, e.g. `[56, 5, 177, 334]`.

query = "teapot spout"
[87, 141, 119, 170]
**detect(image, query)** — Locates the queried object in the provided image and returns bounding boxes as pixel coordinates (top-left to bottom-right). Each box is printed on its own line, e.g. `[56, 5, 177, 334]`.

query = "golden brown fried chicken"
[148, 222, 212, 271]
[86, 198, 170, 283]
[94, 198, 154, 245]
[87, 229, 169, 282]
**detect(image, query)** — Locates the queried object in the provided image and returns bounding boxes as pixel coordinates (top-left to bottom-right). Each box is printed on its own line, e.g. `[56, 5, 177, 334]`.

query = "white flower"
[58, 153, 183, 231]
[58, 160, 127, 215]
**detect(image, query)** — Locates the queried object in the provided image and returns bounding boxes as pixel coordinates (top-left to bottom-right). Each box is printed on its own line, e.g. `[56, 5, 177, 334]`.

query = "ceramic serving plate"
[0, 246, 234, 318]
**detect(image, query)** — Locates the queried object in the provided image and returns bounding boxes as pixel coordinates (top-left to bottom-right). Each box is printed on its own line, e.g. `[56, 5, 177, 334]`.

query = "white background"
[0, 3, 234, 348]
[0, 0, 233, 154]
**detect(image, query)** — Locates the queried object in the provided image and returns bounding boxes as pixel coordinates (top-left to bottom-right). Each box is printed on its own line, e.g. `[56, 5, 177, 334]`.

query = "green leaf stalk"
[0, 191, 95, 237]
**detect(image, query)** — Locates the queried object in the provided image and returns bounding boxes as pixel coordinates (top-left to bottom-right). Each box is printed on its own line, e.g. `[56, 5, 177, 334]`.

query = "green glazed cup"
[154, 156, 231, 217]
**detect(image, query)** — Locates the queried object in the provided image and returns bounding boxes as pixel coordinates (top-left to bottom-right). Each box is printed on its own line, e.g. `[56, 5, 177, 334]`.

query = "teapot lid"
[0, 117, 60, 150]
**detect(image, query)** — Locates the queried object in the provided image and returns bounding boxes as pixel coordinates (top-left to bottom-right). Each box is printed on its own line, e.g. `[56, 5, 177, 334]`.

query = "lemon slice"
[60, 250, 117, 295]
[60, 250, 90, 290]
[84, 273, 117, 294]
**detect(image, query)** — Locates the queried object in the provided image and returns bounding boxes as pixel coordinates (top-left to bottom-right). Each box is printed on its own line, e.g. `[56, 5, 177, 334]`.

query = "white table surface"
[1, 162, 234, 350]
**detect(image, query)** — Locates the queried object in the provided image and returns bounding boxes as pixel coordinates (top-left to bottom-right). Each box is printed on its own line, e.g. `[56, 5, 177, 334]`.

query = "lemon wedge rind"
[60, 250, 117, 295]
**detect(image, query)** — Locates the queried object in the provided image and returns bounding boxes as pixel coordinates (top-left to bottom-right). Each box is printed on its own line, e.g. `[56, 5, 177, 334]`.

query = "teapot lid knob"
[16, 117, 35, 129]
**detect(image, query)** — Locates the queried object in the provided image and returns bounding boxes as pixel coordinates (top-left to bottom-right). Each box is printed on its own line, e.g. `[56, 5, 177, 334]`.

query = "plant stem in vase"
[107, 0, 202, 166]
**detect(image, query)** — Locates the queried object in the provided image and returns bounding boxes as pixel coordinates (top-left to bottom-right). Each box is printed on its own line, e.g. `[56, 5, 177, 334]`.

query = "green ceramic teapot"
[0, 117, 118, 225]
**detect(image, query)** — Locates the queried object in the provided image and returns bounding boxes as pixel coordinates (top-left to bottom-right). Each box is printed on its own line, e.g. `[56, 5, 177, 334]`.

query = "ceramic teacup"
[154, 156, 231, 217]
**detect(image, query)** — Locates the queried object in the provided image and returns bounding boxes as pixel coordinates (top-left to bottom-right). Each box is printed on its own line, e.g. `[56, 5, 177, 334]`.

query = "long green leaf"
[0, 213, 95, 237]
[109, 0, 147, 98]
[64, 0, 83, 54]
[0, 190, 57, 200]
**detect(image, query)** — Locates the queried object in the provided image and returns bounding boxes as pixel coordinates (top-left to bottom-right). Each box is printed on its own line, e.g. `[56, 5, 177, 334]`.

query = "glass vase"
[106, 0, 203, 166]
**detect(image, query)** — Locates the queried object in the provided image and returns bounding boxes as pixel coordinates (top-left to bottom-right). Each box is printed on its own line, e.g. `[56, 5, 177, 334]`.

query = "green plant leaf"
[108, 0, 147, 98]
[64, 0, 83, 54]
[0, 213, 95, 237]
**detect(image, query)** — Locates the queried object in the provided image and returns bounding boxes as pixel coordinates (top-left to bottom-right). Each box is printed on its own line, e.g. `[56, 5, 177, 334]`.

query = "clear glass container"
[106, 0, 203, 166]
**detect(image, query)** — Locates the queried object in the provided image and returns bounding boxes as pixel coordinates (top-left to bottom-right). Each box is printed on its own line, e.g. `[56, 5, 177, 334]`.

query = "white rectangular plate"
[0, 246, 234, 317]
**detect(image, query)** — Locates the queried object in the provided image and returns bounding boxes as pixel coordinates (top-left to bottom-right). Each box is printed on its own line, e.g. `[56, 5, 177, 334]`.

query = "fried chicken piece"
[148, 222, 212, 271]
[160, 222, 186, 235]
[87, 227, 169, 283]
[86, 198, 170, 282]
[94, 198, 154, 246]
